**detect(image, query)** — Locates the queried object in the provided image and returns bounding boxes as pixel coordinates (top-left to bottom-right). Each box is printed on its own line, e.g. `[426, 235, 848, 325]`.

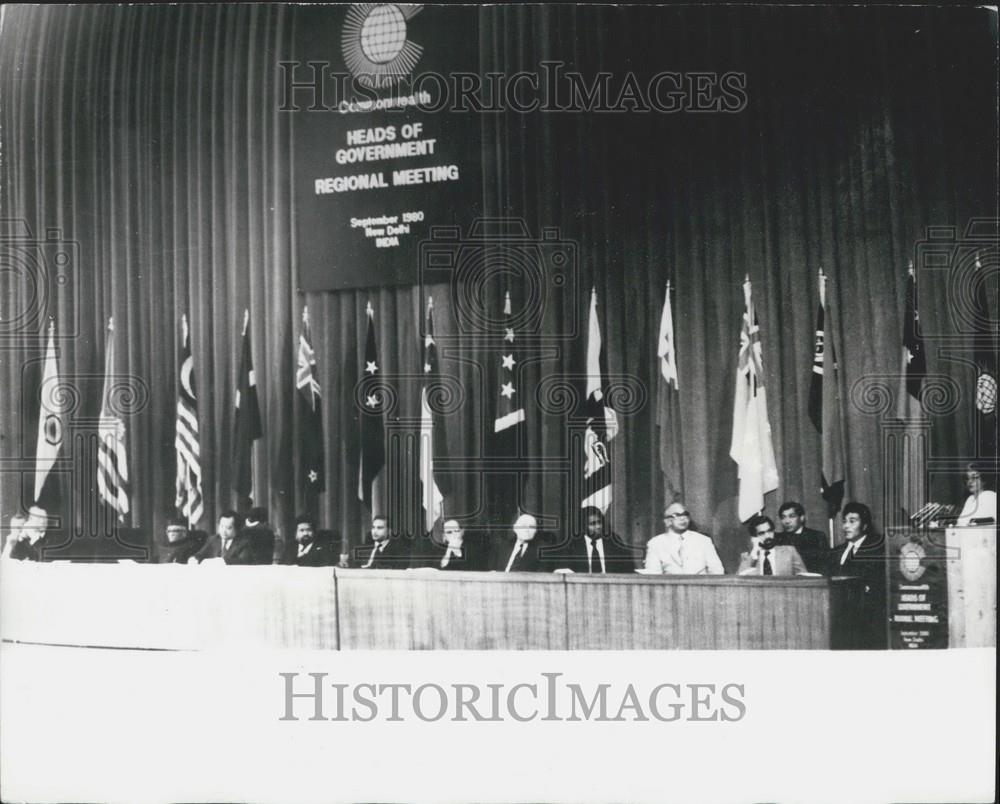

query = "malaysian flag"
[581, 287, 618, 513]
[97, 317, 130, 521]
[175, 313, 204, 527]
[297, 305, 325, 499]
[729, 276, 779, 523]
[419, 296, 444, 533]
[807, 269, 845, 517]
[233, 309, 263, 499]
[357, 301, 385, 511]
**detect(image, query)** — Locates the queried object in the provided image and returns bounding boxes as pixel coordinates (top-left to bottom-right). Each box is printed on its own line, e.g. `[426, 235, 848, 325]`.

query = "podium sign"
[888, 529, 949, 649]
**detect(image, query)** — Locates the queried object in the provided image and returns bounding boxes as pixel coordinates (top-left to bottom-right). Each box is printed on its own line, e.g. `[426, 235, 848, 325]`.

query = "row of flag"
[28, 255, 994, 532]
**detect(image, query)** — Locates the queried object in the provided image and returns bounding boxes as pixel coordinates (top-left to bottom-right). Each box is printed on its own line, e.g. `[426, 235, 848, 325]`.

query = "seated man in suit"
[291, 514, 337, 567]
[190, 511, 270, 565]
[425, 518, 481, 571]
[155, 518, 207, 563]
[548, 506, 637, 573]
[737, 514, 808, 576]
[358, 514, 410, 569]
[644, 501, 724, 575]
[828, 501, 887, 649]
[495, 513, 545, 572]
[776, 501, 827, 572]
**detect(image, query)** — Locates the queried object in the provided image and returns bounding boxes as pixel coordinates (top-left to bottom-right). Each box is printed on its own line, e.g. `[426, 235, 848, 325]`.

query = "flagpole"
[243, 308, 256, 506]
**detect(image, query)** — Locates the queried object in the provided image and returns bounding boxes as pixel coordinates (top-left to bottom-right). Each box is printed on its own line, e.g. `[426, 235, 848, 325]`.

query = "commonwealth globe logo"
[342, 4, 424, 89]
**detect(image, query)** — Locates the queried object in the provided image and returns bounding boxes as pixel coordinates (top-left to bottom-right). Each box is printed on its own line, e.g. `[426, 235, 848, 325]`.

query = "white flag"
[729, 277, 778, 522]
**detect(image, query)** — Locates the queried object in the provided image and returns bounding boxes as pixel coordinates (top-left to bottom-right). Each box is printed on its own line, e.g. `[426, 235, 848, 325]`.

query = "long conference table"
[0, 563, 870, 650]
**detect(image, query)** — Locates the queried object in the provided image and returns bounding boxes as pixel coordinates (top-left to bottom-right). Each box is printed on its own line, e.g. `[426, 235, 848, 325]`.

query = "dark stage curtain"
[1, 5, 996, 568]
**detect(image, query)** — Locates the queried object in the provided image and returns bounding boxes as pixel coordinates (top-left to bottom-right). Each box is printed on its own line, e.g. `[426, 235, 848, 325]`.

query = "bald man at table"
[644, 502, 725, 575]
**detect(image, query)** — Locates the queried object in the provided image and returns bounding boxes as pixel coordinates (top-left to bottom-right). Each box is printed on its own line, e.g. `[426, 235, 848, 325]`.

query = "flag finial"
[366, 300, 374, 317]
[426, 295, 434, 313]
[302, 305, 309, 326]
[242, 308, 250, 335]
[108, 317, 114, 332]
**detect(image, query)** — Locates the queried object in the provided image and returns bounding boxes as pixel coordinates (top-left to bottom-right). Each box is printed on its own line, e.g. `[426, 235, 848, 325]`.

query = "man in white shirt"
[644, 502, 724, 575]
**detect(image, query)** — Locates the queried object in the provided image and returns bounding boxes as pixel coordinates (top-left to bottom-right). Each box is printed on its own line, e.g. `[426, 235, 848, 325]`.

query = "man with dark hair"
[291, 514, 336, 567]
[156, 517, 207, 563]
[241, 506, 278, 565]
[190, 510, 270, 565]
[737, 515, 808, 576]
[776, 500, 826, 572]
[358, 515, 409, 569]
[829, 501, 887, 649]
[548, 506, 638, 573]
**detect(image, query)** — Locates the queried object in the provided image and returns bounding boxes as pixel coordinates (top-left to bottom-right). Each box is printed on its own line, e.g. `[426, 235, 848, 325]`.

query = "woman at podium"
[956, 462, 996, 526]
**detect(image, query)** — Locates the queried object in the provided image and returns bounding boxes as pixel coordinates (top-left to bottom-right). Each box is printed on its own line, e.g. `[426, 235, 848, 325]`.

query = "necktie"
[364, 543, 381, 568]
[506, 543, 525, 572]
[840, 543, 853, 566]
[763, 549, 773, 576]
[589, 538, 602, 574]
[677, 537, 685, 571]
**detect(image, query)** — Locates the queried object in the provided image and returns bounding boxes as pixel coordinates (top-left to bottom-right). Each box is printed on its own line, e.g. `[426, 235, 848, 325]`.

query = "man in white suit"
[738, 514, 808, 576]
[644, 502, 725, 575]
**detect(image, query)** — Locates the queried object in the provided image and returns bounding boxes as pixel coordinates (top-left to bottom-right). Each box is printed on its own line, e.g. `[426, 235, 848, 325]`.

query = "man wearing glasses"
[644, 502, 724, 575]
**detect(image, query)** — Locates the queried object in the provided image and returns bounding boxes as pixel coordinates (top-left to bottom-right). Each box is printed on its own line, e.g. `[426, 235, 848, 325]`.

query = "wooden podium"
[1, 563, 868, 651]
[945, 525, 996, 648]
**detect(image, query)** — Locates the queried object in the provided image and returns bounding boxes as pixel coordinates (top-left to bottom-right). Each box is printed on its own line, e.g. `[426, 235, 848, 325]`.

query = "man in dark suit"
[828, 501, 888, 649]
[493, 513, 545, 572]
[776, 501, 827, 573]
[241, 506, 279, 565]
[422, 519, 483, 571]
[358, 515, 410, 569]
[547, 506, 638, 573]
[290, 514, 337, 567]
[190, 511, 271, 565]
[155, 518, 207, 563]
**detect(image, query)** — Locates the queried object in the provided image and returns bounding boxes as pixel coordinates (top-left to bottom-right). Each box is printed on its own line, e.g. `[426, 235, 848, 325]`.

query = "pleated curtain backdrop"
[1, 5, 996, 567]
